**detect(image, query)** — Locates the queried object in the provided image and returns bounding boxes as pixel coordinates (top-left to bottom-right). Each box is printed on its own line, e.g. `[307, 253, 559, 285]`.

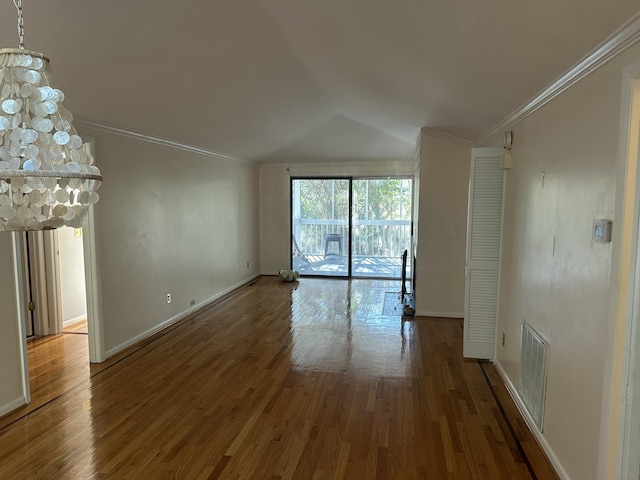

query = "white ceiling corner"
[478, 9, 640, 146]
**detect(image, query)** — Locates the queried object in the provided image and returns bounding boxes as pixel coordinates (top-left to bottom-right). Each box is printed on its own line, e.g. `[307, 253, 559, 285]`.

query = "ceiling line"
[477, 10, 640, 147]
[74, 117, 255, 165]
[422, 128, 474, 147]
[261, 158, 416, 169]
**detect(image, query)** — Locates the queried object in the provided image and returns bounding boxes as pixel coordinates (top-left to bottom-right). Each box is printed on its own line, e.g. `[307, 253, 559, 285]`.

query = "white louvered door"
[463, 148, 504, 359]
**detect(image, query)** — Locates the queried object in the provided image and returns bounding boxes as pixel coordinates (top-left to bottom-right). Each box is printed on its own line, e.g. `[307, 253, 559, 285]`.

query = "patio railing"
[294, 219, 411, 258]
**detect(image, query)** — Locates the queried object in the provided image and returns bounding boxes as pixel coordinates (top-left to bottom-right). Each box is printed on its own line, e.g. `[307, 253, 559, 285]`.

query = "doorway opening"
[21, 227, 88, 338]
[290, 177, 413, 280]
[12, 138, 104, 410]
[58, 227, 89, 334]
[15, 218, 93, 414]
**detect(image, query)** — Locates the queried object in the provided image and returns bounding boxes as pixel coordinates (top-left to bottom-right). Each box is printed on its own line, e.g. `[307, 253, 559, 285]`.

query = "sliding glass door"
[291, 177, 412, 279]
[352, 178, 412, 279]
[291, 178, 350, 277]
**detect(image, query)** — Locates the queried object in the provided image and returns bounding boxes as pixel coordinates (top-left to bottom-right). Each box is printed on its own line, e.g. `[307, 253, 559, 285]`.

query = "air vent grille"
[519, 322, 548, 431]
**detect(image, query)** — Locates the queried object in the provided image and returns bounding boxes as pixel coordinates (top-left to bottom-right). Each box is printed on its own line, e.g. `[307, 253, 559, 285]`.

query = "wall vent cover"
[519, 322, 548, 432]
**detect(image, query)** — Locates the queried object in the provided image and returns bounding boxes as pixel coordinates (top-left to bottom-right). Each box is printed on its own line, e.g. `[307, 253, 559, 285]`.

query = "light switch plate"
[592, 219, 612, 243]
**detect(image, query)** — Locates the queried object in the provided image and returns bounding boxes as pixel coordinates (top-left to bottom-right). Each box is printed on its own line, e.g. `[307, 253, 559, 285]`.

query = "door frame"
[82, 188, 106, 364]
[290, 176, 415, 280]
[11, 232, 32, 405]
[616, 59, 640, 479]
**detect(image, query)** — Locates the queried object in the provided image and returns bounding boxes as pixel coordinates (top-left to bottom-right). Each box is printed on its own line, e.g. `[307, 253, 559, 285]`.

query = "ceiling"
[0, 1, 638, 163]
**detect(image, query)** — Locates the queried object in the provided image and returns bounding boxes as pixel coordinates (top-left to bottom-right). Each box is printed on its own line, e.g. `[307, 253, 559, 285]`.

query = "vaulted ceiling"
[0, 1, 638, 162]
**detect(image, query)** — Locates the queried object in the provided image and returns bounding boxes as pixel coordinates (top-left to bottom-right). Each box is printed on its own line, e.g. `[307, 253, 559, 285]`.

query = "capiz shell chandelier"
[0, 0, 101, 231]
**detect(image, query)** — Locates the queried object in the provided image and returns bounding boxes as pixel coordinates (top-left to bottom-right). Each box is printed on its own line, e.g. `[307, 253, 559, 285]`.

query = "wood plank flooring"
[0, 277, 559, 479]
[0, 326, 91, 429]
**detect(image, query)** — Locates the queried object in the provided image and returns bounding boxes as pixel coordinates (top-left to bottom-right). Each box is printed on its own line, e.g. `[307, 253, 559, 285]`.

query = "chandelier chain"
[13, 0, 25, 49]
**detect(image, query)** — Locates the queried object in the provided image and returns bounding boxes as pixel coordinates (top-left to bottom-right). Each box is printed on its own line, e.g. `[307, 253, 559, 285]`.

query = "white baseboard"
[63, 315, 87, 328]
[0, 395, 27, 417]
[493, 360, 570, 480]
[415, 311, 464, 318]
[106, 274, 261, 359]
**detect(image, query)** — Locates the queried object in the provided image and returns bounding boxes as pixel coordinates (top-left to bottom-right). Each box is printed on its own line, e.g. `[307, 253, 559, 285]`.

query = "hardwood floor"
[63, 319, 89, 334]
[0, 326, 90, 430]
[0, 277, 558, 479]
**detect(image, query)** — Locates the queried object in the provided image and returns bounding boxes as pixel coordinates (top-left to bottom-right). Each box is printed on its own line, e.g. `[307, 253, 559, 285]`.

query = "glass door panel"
[352, 178, 413, 278]
[291, 178, 350, 277]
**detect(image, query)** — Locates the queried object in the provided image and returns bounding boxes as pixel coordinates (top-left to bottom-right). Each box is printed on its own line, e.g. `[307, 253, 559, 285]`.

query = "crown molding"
[74, 117, 254, 165]
[260, 158, 416, 169]
[421, 127, 474, 147]
[478, 10, 640, 146]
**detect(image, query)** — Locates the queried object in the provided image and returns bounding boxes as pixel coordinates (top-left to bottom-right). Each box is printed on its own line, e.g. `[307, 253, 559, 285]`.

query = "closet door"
[463, 148, 504, 359]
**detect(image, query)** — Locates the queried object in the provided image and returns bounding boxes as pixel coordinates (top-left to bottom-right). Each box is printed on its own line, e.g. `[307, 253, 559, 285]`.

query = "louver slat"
[519, 322, 548, 431]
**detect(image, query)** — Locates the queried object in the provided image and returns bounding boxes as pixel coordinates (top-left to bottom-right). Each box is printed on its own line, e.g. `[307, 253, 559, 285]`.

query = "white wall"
[0, 234, 26, 415]
[259, 161, 414, 275]
[58, 226, 87, 325]
[493, 43, 640, 480]
[0, 127, 261, 414]
[83, 130, 261, 355]
[414, 132, 471, 317]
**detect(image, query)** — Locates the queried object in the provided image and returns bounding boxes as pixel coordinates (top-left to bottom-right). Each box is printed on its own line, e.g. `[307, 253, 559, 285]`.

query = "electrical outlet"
[501, 332, 505, 347]
[190, 299, 195, 306]
[166, 293, 171, 304]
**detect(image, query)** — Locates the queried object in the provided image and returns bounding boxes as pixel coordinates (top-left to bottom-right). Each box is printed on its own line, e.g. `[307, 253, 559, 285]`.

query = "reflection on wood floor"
[0, 323, 90, 429]
[293, 255, 406, 278]
[63, 319, 88, 334]
[0, 277, 558, 479]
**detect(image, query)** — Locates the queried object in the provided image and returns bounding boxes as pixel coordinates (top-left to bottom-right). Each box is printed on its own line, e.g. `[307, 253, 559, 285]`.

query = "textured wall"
[494, 43, 640, 480]
[414, 132, 471, 317]
[81, 129, 261, 354]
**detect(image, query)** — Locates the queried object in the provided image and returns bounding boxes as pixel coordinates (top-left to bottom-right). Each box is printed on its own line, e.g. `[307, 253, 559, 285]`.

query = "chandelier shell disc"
[0, 49, 101, 231]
